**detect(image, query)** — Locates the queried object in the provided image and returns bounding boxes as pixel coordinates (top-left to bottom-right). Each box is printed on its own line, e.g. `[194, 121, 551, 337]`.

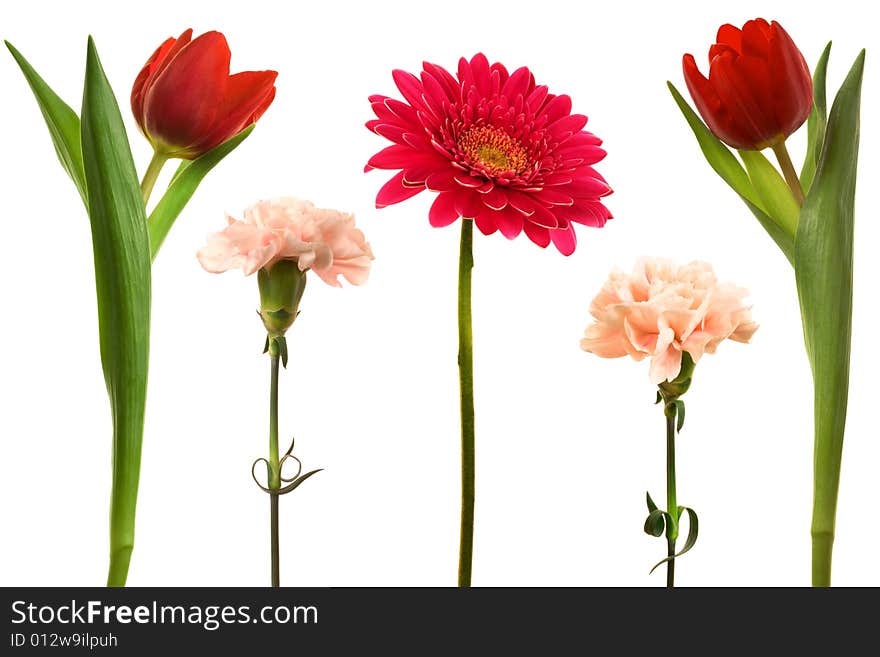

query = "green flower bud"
[257, 259, 307, 337]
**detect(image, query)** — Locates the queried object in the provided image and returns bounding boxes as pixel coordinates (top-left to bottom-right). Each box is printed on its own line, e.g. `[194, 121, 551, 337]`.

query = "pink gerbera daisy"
[365, 53, 613, 255]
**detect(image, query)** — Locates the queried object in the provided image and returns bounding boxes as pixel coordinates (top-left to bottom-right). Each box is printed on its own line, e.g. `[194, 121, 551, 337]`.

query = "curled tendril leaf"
[644, 509, 668, 538]
[250, 433, 322, 496]
[649, 506, 699, 574]
[646, 491, 658, 513]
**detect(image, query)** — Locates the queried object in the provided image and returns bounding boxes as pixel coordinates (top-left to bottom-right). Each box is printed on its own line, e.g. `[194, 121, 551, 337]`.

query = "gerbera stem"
[268, 344, 282, 588]
[771, 140, 805, 206]
[457, 218, 475, 588]
[664, 401, 678, 589]
[140, 151, 168, 205]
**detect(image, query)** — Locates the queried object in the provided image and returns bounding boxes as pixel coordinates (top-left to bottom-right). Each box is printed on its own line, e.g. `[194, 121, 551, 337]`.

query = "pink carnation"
[197, 197, 374, 287]
[580, 258, 758, 384]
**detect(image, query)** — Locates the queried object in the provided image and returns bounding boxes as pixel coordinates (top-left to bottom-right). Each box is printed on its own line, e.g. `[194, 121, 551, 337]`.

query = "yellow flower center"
[459, 126, 529, 176]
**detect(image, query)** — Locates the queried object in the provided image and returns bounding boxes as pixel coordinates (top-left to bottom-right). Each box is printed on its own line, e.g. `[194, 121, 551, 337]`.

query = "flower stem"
[771, 141, 805, 206]
[457, 218, 475, 588]
[140, 152, 168, 205]
[664, 402, 678, 589]
[268, 346, 281, 587]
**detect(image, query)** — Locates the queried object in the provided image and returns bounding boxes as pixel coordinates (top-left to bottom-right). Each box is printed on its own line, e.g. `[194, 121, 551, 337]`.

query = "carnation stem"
[771, 141, 805, 206]
[457, 218, 475, 588]
[664, 400, 678, 589]
[268, 345, 282, 587]
[140, 152, 168, 205]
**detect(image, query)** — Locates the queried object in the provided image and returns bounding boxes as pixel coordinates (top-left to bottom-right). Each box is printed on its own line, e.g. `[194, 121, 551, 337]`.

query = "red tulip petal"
[376, 171, 424, 208]
[131, 35, 177, 129]
[148, 29, 194, 86]
[429, 192, 460, 227]
[191, 69, 277, 154]
[549, 224, 577, 256]
[143, 31, 230, 154]
[710, 52, 777, 148]
[768, 21, 813, 138]
[741, 19, 771, 59]
[715, 24, 743, 53]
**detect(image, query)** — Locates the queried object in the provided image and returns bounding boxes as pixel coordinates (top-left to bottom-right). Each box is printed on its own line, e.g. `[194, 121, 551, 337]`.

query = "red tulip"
[131, 29, 277, 159]
[682, 19, 812, 151]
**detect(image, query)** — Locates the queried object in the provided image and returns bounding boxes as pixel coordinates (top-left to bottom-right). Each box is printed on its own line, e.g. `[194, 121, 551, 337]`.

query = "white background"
[0, 0, 877, 586]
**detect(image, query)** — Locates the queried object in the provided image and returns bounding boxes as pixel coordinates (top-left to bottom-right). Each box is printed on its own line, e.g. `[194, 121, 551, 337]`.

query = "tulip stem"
[140, 152, 168, 205]
[268, 344, 282, 587]
[771, 141, 805, 206]
[457, 218, 475, 588]
[664, 400, 678, 589]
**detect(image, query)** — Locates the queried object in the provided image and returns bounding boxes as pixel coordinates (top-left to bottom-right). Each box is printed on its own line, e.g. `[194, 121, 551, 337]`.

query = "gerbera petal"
[429, 192, 461, 227]
[549, 224, 576, 255]
[375, 171, 425, 208]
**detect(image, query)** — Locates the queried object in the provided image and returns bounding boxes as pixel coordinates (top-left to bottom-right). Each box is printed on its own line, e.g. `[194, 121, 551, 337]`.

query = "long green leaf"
[667, 82, 761, 207]
[668, 82, 795, 263]
[80, 36, 152, 587]
[739, 150, 801, 238]
[801, 42, 832, 192]
[794, 50, 864, 587]
[148, 125, 255, 260]
[5, 41, 88, 207]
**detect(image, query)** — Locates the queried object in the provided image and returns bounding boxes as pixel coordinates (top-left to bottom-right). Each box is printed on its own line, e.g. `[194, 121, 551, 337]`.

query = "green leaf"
[738, 150, 800, 239]
[80, 36, 152, 587]
[669, 81, 795, 264]
[649, 507, 699, 574]
[674, 400, 685, 432]
[743, 199, 795, 265]
[646, 491, 658, 513]
[801, 42, 832, 192]
[795, 50, 864, 587]
[277, 469, 323, 495]
[5, 41, 88, 207]
[643, 509, 667, 538]
[148, 125, 255, 260]
[667, 82, 763, 208]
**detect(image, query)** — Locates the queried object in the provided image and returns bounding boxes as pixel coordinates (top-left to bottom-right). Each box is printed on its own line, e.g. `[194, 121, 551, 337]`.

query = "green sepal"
[794, 50, 864, 587]
[649, 507, 699, 574]
[646, 491, 658, 513]
[801, 42, 832, 192]
[148, 125, 255, 260]
[5, 41, 88, 207]
[80, 36, 152, 587]
[739, 149, 800, 239]
[655, 391, 662, 405]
